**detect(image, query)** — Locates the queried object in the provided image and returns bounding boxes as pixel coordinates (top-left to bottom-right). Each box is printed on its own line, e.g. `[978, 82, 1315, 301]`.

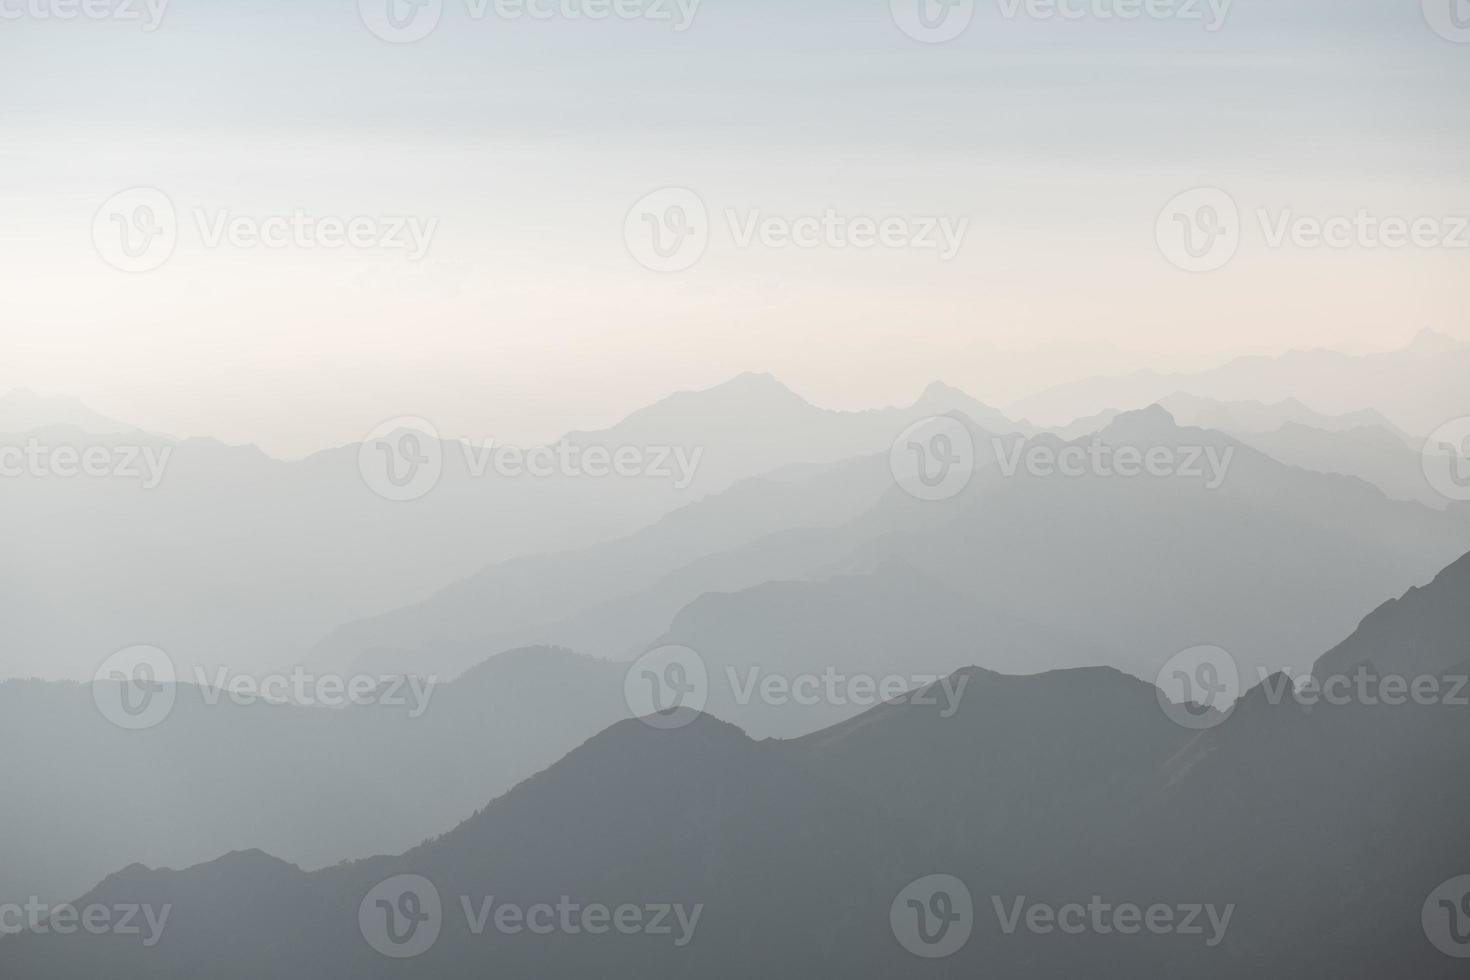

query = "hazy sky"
[3, 0, 1467, 456]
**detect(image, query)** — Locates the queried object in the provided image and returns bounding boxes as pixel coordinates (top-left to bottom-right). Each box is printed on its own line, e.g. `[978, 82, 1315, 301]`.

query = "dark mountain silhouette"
[9, 547, 1470, 977]
[0, 647, 627, 911]
[1312, 548, 1470, 681]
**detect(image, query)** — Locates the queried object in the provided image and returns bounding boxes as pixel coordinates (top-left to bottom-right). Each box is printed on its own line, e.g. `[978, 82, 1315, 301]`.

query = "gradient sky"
[3, 0, 1467, 456]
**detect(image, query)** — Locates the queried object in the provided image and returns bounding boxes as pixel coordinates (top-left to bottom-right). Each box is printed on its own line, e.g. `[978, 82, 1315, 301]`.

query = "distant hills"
[0, 375, 1022, 680]
[1009, 329, 1470, 436]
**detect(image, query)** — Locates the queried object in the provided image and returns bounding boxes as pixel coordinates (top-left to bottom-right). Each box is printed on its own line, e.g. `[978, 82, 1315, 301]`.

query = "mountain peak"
[1405, 327, 1463, 355]
[1098, 403, 1180, 441]
[640, 373, 811, 417]
[0, 387, 131, 435]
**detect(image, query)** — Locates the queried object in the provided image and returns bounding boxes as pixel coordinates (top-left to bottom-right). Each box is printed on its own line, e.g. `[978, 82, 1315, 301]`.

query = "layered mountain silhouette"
[9, 545, 1469, 978]
[332, 405, 1470, 687]
[0, 648, 627, 911]
[0, 375, 1023, 681]
[1009, 329, 1470, 435]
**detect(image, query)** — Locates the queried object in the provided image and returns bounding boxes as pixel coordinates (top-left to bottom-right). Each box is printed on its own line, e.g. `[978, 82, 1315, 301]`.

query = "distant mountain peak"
[1099, 403, 1180, 439]
[628, 372, 814, 422]
[1405, 327, 1464, 355]
[0, 387, 132, 435]
[913, 380, 1030, 434]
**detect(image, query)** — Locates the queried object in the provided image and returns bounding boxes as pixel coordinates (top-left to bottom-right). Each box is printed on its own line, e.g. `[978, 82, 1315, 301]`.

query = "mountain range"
[7, 544, 1468, 977]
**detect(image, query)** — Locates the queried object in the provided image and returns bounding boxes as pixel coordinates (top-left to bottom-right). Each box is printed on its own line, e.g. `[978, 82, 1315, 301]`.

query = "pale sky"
[2, 0, 1467, 456]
